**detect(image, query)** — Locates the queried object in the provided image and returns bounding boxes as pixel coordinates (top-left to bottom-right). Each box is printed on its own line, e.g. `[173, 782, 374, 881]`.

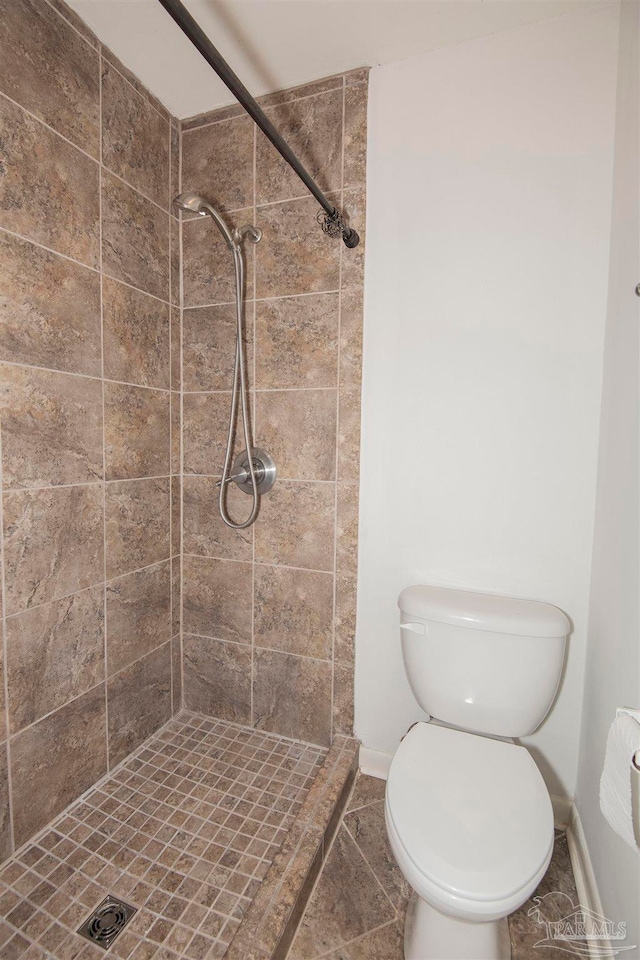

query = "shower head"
[173, 191, 207, 215]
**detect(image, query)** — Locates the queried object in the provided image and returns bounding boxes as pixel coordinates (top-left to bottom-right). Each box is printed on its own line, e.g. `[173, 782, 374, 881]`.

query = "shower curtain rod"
[157, 0, 360, 248]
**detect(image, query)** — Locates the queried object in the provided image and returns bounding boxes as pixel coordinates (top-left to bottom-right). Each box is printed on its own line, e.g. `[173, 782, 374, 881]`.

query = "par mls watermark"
[529, 892, 636, 957]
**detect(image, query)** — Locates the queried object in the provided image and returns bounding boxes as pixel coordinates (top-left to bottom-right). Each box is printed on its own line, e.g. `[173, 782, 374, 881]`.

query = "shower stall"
[0, 0, 366, 955]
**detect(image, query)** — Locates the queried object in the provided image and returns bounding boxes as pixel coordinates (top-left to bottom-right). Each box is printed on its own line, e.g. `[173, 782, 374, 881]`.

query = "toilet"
[385, 585, 569, 960]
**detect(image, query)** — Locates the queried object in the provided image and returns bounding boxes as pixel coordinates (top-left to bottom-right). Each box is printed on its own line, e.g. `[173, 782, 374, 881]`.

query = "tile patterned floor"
[0, 712, 327, 960]
[288, 774, 583, 960]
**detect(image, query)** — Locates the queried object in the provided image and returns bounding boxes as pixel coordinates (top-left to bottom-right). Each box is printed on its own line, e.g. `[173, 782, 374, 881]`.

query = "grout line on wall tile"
[8, 676, 107, 744]
[102, 53, 171, 125]
[101, 163, 172, 217]
[182, 81, 345, 135]
[42, 0, 100, 49]
[168, 113, 175, 719]
[99, 45, 111, 775]
[0, 225, 101, 276]
[0, 89, 100, 165]
[0, 425, 16, 856]
[251, 118, 258, 728]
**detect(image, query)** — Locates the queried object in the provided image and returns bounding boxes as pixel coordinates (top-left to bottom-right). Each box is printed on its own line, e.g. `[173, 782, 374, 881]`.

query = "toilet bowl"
[385, 722, 554, 959]
[387, 585, 569, 960]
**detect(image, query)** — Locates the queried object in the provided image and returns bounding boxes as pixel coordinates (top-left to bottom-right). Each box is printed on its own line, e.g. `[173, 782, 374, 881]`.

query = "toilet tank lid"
[398, 585, 570, 638]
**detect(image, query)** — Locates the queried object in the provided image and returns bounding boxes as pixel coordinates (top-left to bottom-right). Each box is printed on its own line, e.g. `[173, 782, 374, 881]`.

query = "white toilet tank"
[398, 585, 569, 738]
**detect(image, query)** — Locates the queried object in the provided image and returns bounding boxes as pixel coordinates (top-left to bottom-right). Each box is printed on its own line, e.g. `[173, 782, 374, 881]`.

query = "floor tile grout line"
[341, 817, 402, 916]
[0, 714, 333, 955]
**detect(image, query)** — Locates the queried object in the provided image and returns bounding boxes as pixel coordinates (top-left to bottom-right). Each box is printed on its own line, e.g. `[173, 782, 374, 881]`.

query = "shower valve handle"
[215, 470, 249, 487]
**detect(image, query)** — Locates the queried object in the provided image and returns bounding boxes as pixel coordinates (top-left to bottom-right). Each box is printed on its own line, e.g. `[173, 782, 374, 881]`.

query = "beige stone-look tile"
[0, 743, 10, 864]
[254, 480, 335, 572]
[288, 826, 395, 958]
[256, 90, 343, 205]
[5, 585, 105, 733]
[254, 565, 333, 660]
[170, 307, 181, 391]
[256, 389, 336, 481]
[343, 83, 368, 189]
[183, 476, 252, 561]
[182, 556, 252, 644]
[104, 382, 170, 480]
[255, 293, 338, 390]
[333, 661, 355, 737]
[336, 482, 359, 570]
[344, 802, 409, 908]
[11, 685, 107, 848]
[258, 74, 343, 110]
[340, 187, 365, 292]
[321, 921, 404, 960]
[3, 484, 104, 615]
[253, 649, 331, 746]
[0, 96, 100, 267]
[337, 384, 361, 481]
[171, 211, 180, 310]
[182, 102, 244, 132]
[182, 392, 232, 476]
[181, 115, 254, 213]
[0, 231, 101, 376]
[347, 774, 386, 812]
[171, 557, 181, 638]
[339, 288, 364, 389]
[334, 574, 357, 665]
[106, 561, 171, 676]
[171, 121, 180, 208]
[171, 391, 180, 476]
[105, 477, 171, 579]
[103, 278, 170, 389]
[182, 211, 254, 308]
[101, 62, 170, 209]
[256, 196, 340, 299]
[0, 0, 100, 155]
[171, 634, 182, 715]
[43, 0, 99, 46]
[0, 632, 4, 743]
[171, 476, 181, 557]
[182, 304, 253, 393]
[182, 635, 251, 724]
[101, 46, 169, 122]
[0, 363, 103, 489]
[102, 171, 169, 301]
[107, 643, 171, 766]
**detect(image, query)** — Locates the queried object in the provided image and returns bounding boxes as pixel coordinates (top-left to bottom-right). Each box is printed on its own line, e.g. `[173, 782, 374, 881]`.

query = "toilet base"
[404, 892, 511, 960]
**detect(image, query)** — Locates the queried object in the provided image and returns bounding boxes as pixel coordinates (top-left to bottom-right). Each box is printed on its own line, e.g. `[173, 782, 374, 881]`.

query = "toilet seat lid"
[386, 723, 553, 903]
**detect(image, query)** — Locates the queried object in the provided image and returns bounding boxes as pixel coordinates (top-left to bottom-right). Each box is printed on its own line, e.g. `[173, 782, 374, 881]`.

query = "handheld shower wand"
[174, 193, 276, 529]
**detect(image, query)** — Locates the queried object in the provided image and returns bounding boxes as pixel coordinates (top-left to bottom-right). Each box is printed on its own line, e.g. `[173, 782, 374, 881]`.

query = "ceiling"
[66, 0, 609, 119]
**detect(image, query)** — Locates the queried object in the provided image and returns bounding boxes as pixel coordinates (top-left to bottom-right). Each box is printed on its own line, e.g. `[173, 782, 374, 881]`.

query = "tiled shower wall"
[179, 72, 367, 747]
[0, 0, 181, 862]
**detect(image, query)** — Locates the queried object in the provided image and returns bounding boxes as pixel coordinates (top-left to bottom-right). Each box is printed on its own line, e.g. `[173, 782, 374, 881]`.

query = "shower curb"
[223, 735, 360, 960]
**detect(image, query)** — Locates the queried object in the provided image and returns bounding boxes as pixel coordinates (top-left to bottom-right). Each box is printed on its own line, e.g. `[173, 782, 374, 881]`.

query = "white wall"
[575, 1, 640, 952]
[356, 6, 619, 798]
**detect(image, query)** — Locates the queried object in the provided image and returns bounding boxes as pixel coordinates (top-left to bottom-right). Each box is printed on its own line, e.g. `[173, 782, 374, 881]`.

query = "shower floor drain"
[77, 895, 137, 949]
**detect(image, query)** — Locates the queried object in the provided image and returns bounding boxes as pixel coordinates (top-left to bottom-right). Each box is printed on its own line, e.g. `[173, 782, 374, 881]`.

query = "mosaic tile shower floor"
[0, 712, 327, 960]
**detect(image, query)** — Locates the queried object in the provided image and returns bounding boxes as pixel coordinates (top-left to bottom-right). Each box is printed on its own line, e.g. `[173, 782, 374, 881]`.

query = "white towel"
[599, 712, 640, 851]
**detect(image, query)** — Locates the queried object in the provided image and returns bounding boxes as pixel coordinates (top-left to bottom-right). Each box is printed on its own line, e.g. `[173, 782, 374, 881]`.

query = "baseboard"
[566, 802, 614, 959]
[359, 746, 392, 780]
